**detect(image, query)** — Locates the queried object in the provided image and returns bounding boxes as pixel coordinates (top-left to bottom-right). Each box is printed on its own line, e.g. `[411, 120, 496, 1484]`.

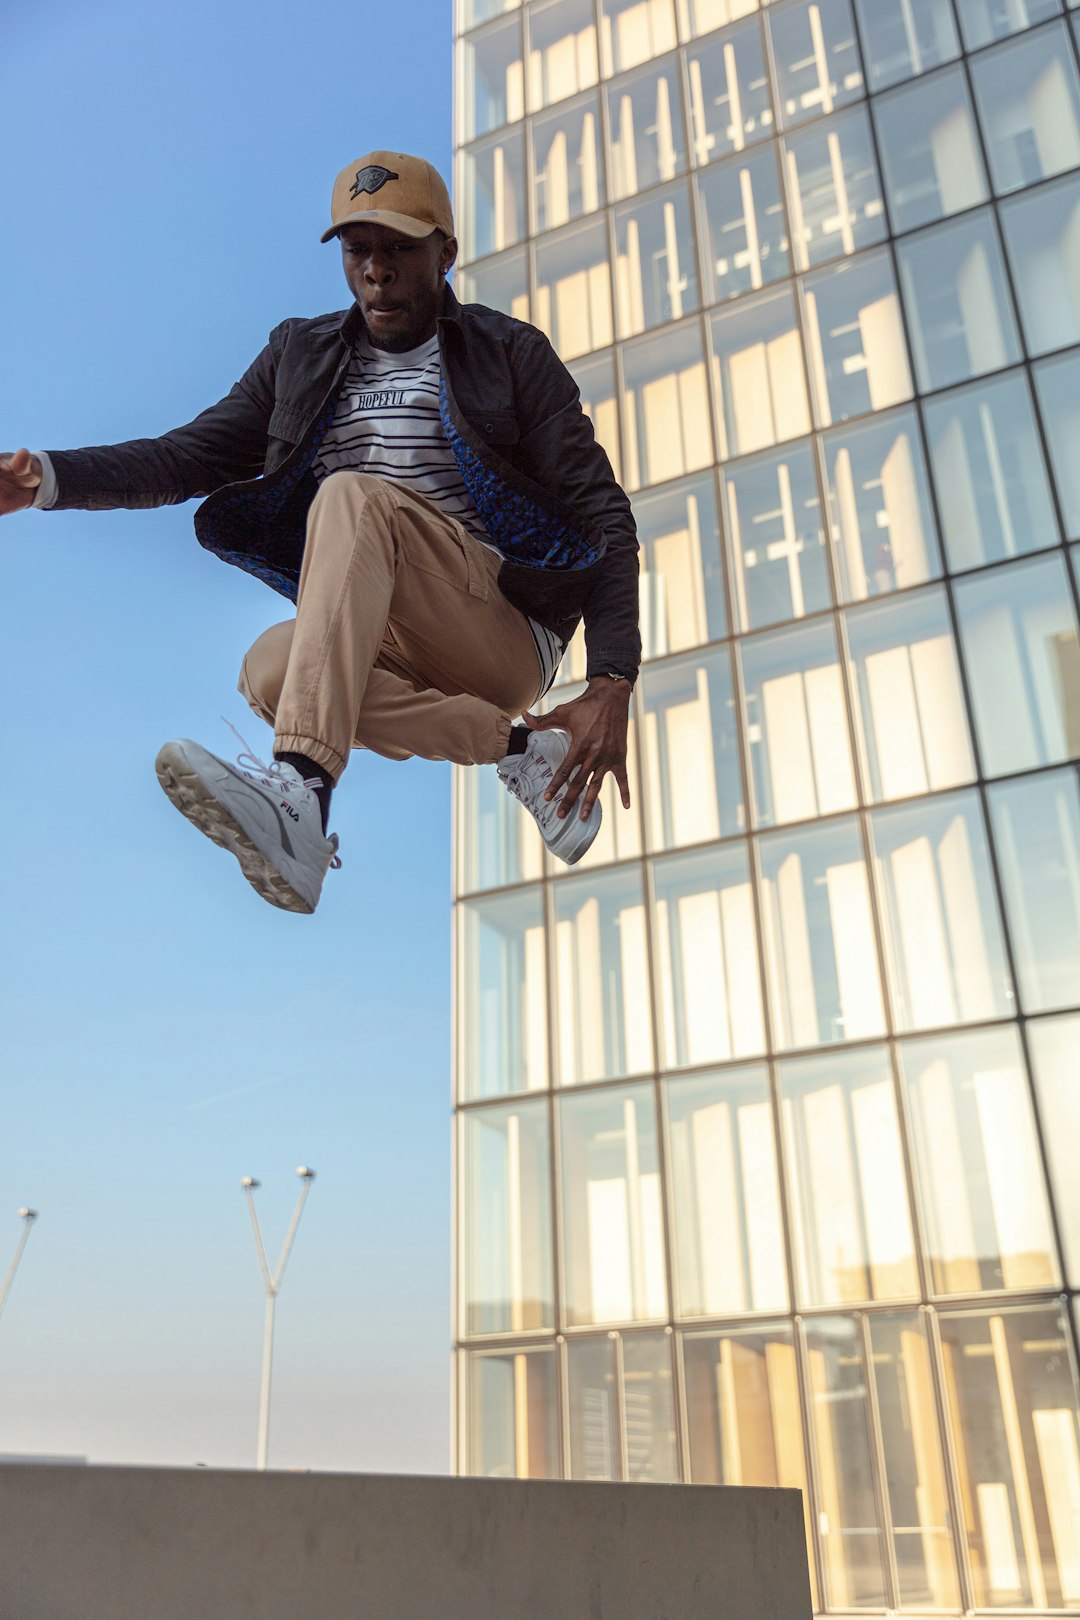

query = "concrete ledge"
[0, 1464, 812, 1620]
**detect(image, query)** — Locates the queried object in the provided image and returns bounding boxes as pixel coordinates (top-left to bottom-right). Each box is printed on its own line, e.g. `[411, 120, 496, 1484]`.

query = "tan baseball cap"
[321, 151, 455, 243]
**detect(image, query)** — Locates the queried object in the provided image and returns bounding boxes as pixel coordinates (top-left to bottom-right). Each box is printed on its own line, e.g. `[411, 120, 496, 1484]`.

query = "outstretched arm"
[0, 449, 42, 516]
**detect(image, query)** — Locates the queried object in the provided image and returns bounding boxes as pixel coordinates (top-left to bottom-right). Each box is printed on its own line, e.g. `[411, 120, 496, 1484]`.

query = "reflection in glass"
[466, 1345, 559, 1477]
[461, 0, 520, 33]
[530, 93, 605, 232]
[768, 0, 865, 129]
[459, 130, 526, 261]
[1001, 173, 1080, 356]
[621, 321, 712, 489]
[568, 350, 622, 481]
[845, 588, 974, 802]
[900, 1028, 1060, 1293]
[525, 0, 598, 111]
[972, 22, 1080, 195]
[924, 370, 1060, 572]
[1035, 348, 1080, 538]
[803, 1317, 888, 1609]
[599, 0, 677, 76]
[759, 817, 886, 1048]
[666, 1066, 783, 1315]
[460, 14, 525, 141]
[783, 106, 886, 271]
[697, 146, 789, 303]
[605, 57, 686, 201]
[723, 441, 829, 631]
[939, 1304, 1080, 1610]
[638, 646, 745, 848]
[456, 758, 544, 893]
[874, 65, 988, 233]
[953, 552, 1080, 776]
[685, 17, 774, 166]
[460, 889, 548, 1100]
[622, 1332, 678, 1479]
[853, 0, 959, 91]
[679, 0, 759, 37]
[898, 210, 1021, 392]
[614, 182, 699, 335]
[553, 868, 652, 1085]
[824, 408, 941, 602]
[535, 218, 613, 359]
[567, 1335, 618, 1477]
[803, 249, 913, 425]
[870, 792, 1013, 1031]
[558, 1083, 667, 1323]
[653, 850, 766, 1068]
[455, 246, 530, 319]
[463, 1101, 554, 1334]
[635, 475, 727, 658]
[989, 769, 1080, 1011]
[742, 619, 857, 827]
[709, 287, 811, 461]
[781, 1048, 918, 1305]
[956, 0, 1062, 50]
[1027, 1014, 1080, 1283]
[568, 1333, 680, 1479]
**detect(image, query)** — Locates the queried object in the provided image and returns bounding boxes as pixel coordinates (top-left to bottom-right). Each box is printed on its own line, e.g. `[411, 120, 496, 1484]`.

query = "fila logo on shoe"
[280, 800, 300, 823]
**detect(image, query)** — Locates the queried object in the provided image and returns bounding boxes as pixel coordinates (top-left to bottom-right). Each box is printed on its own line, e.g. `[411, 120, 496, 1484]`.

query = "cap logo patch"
[349, 164, 398, 199]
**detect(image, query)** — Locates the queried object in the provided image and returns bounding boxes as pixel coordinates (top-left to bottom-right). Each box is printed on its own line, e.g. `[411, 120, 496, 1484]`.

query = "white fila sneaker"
[497, 728, 602, 866]
[155, 737, 339, 914]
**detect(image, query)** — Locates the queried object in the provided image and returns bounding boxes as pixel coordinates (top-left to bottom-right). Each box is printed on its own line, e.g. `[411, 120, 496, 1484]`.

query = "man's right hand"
[0, 449, 43, 515]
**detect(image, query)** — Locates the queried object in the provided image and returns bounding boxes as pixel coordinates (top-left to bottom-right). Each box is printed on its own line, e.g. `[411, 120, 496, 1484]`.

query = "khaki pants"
[238, 471, 544, 781]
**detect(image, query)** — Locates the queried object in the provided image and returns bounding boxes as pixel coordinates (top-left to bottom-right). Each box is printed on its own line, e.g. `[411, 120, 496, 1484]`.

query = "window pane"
[1035, 348, 1080, 538]
[526, 0, 598, 110]
[455, 761, 544, 892]
[679, 0, 760, 37]
[972, 22, 1080, 196]
[685, 16, 775, 166]
[1001, 173, 1080, 356]
[939, 1304, 1080, 1610]
[635, 474, 728, 659]
[462, 1101, 554, 1334]
[900, 1027, 1060, 1293]
[874, 65, 988, 234]
[654, 850, 766, 1067]
[898, 210, 1022, 392]
[638, 646, 745, 847]
[455, 245, 530, 319]
[697, 146, 790, 303]
[558, 1083, 667, 1323]
[568, 349, 621, 481]
[605, 57, 687, 200]
[535, 217, 613, 359]
[853, 0, 959, 91]
[709, 286, 812, 460]
[567, 1332, 678, 1480]
[781, 1048, 918, 1305]
[782, 106, 886, 272]
[845, 588, 975, 803]
[768, 0, 865, 129]
[803, 1317, 888, 1610]
[461, 0, 520, 33]
[614, 181, 699, 335]
[459, 130, 526, 260]
[599, 0, 677, 76]
[623, 1332, 679, 1480]
[870, 791, 1014, 1031]
[465, 1345, 559, 1477]
[621, 320, 713, 489]
[954, 552, 1080, 775]
[530, 93, 606, 233]
[460, 14, 525, 141]
[989, 769, 1080, 1011]
[553, 868, 653, 1085]
[956, 0, 1062, 49]
[823, 407, 942, 603]
[1027, 1013, 1080, 1283]
[723, 442, 829, 632]
[759, 817, 886, 1048]
[803, 248, 913, 425]
[460, 889, 548, 1100]
[924, 370, 1060, 572]
[567, 1336, 619, 1477]
[741, 619, 857, 826]
[867, 1313, 963, 1610]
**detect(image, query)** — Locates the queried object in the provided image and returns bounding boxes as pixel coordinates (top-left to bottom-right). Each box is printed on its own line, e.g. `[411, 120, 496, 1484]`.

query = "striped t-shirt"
[313, 331, 564, 694]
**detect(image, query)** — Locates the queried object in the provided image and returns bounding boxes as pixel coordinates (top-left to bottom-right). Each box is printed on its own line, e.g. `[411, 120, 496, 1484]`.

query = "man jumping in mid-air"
[0, 151, 640, 913]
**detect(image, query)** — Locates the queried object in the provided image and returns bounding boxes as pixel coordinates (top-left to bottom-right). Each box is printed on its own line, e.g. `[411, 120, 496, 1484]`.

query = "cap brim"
[320, 209, 443, 244]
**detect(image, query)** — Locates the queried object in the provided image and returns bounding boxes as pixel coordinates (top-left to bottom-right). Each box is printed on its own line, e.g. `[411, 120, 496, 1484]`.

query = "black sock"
[276, 751, 334, 833]
[506, 724, 531, 756]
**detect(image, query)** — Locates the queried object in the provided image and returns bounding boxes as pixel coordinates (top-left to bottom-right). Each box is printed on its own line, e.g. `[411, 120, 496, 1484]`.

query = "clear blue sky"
[1, 0, 457, 1471]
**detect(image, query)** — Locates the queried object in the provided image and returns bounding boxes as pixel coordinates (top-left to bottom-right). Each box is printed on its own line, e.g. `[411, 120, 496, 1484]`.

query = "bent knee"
[239, 620, 294, 718]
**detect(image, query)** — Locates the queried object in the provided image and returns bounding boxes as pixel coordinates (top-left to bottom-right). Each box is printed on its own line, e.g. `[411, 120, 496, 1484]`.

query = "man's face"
[339, 223, 457, 352]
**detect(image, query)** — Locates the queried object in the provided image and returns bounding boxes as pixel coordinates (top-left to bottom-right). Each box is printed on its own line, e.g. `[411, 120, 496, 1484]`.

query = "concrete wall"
[0, 1464, 812, 1620]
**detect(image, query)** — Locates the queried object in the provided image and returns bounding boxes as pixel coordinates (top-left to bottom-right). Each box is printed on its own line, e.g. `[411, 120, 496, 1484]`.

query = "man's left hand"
[523, 676, 632, 822]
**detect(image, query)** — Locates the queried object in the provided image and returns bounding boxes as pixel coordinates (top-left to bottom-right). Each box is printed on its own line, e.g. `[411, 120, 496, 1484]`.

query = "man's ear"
[441, 235, 459, 276]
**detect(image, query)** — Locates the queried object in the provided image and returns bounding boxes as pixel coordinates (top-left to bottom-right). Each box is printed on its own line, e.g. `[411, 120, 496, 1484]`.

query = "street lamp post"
[241, 1168, 315, 1471]
[0, 1209, 39, 1326]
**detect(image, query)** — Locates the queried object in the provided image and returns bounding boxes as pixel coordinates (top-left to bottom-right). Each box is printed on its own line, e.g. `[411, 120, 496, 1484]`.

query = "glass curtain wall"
[452, 0, 1080, 1612]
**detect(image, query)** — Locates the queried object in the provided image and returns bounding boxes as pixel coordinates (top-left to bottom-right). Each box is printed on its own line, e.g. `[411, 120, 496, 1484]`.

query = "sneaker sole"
[155, 741, 315, 914]
[549, 799, 602, 865]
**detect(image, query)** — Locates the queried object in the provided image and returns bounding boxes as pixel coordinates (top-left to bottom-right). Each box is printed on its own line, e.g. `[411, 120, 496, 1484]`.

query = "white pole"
[256, 1289, 276, 1471]
[241, 1170, 315, 1472]
[0, 1209, 38, 1326]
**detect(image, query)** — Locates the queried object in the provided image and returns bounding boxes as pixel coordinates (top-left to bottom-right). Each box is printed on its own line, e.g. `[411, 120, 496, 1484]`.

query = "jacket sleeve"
[44, 330, 282, 512]
[511, 327, 641, 684]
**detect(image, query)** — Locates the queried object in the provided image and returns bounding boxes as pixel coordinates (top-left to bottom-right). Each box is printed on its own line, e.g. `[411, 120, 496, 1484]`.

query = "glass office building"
[450, 0, 1080, 1610]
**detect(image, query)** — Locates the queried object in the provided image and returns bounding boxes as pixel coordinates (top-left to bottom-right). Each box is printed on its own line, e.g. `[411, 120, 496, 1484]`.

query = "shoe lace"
[221, 718, 343, 870]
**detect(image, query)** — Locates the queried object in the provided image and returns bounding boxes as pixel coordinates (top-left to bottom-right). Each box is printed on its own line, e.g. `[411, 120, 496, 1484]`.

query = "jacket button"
[484, 422, 494, 434]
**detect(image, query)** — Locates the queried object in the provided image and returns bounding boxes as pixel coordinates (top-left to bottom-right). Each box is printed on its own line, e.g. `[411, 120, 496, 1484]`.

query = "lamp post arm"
[0, 1216, 37, 1325]
[245, 1189, 274, 1295]
[272, 1177, 312, 1289]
